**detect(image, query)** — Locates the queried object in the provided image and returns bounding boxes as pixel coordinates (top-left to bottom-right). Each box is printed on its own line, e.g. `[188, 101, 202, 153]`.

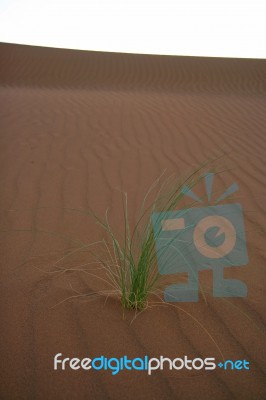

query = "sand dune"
[0, 43, 265, 400]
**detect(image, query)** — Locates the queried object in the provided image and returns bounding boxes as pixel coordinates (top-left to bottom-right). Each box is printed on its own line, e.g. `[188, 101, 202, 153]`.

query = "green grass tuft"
[91, 159, 221, 310]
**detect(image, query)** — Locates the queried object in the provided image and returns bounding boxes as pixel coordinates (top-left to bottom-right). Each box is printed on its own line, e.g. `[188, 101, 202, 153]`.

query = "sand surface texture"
[0, 43, 266, 399]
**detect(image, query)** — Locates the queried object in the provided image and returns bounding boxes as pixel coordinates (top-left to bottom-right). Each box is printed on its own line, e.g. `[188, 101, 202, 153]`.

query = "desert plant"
[90, 160, 219, 310]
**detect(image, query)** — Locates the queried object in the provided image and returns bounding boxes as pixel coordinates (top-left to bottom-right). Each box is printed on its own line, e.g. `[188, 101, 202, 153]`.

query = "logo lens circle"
[193, 216, 236, 259]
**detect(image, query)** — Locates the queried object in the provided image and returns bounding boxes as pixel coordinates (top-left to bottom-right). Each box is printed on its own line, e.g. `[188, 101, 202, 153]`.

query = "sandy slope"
[0, 43, 265, 400]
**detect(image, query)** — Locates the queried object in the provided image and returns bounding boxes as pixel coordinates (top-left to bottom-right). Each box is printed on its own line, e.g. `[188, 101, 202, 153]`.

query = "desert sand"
[0, 42, 265, 399]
